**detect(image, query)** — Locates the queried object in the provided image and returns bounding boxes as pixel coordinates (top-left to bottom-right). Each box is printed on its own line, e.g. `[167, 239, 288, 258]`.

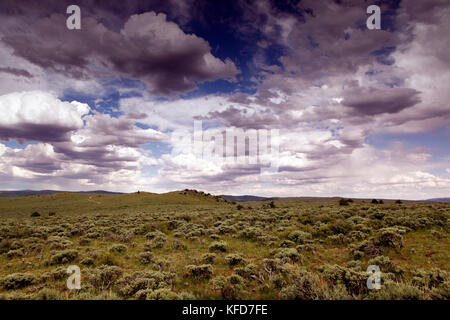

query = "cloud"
[1, 11, 238, 96]
[0, 1, 449, 199]
[0, 90, 165, 190]
[70, 112, 166, 148]
[0, 91, 90, 142]
[0, 141, 150, 190]
[342, 87, 421, 116]
[0, 66, 33, 78]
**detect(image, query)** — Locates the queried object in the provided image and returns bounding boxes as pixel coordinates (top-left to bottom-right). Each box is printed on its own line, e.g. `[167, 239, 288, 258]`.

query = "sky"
[0, 0, 449, 199]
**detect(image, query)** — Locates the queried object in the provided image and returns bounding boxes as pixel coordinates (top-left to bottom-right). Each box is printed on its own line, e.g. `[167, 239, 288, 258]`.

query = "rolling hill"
[425, 198, 450, 203]
[0, 190, 122, 197]
[0, 189, 226, 217]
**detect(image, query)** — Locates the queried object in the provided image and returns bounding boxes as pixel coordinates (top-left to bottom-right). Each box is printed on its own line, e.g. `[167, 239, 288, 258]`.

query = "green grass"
[0, 191, 448, 300]
[0, 190, 224, 218]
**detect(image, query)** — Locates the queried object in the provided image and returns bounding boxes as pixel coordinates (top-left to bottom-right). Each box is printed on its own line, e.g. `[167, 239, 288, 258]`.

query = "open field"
[0, 190, 448, 300]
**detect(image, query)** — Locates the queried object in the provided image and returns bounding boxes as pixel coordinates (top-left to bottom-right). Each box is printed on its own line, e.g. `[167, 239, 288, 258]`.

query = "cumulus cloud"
[0, 1, 448, 199]
[70, 112, 166, 148]
[0, 91, 90, 142]
[342, 87, 421, 116]
[0, 90, 164, 190]
[1, 11, 238, 95]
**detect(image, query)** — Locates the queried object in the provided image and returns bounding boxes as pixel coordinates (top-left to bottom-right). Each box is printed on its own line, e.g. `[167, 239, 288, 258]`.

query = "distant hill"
[425, 198, 450, 203]
[221, 195, 270, 202]
[221, 195, 433, 203]
[222, 195, 354, 202]
[0, 190, 122, 197]
[0, 189, 227, 217]
[2, 189, 447, 204]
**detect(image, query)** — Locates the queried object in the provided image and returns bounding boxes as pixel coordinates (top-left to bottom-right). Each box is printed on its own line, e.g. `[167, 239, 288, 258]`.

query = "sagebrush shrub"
[148, 234, 167, 248]
[430, 281, 450, 299]
[0, 238, 12, 254]
[139, 252, 154, 265]
[287, 230, 313, 244]
[0, 273, 36, 290]
[328, 219, 353, 235]
[6, 248, 24, 258]
[327, 234, 347, 245]
[234, 263, 257, 280]
[201, 253, 216, 264]
[136, 288, 182, 300]
[209, 241, 227, 252]
[238, 227, 262, 240]
[116, 271, 175, 298]
[80, 257, 95, 266]
[0, 193, 447, 300]
[261, 258, 285, 274]
[185, 264, 213, 280]
[211, 274, 245, 299]
[47, 250, 78, 265]
[33, 288, 61, 300]
[85, 265, 124, 290]
[318, 264, 368, 296]
[145, 230, 166, 240]
[367, 280, 423, 300]
[78, 237, 91, 246]
[375, 228, 403, 249]
[109, 244, 127, 254]
[351, 240, 381, 258]
[274, 248, 302, 263]
[280, 269, 327, 300]
[225, 254, 244, 266]
[368, 256, 403, 275]
[40, 267, 67, 282]
[171, 240, 186, 250]
[412, 268, 448, 289]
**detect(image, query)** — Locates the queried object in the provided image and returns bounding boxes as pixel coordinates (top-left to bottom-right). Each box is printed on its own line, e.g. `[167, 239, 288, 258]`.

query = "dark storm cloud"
[0, 123, 74, 143]
[0, 0, 195, 30]
[0, 66, 33, 78]
[343, 87, 421, 116]
[0, 5, 238, 95]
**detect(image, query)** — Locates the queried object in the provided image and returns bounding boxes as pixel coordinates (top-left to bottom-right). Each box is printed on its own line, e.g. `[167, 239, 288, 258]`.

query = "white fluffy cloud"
[0, 91, 90, 142]
[0, 90, 165, 191]
[0, 1, 448, 199]
[0, 91, 89, 127]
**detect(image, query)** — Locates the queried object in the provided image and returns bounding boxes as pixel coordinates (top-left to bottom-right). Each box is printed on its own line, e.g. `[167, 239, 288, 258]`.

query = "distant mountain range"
[425, 198, 450, 203]
[222, 195, 347, 202]
[0, 190, 122, 197]
[220, 195, 271, 202]
[222, 195, 450, 203]
[0, 190, 448, 203]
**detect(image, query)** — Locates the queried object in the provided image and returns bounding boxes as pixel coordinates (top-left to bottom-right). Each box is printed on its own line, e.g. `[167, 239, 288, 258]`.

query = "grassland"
[0, 190, 448, 300]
